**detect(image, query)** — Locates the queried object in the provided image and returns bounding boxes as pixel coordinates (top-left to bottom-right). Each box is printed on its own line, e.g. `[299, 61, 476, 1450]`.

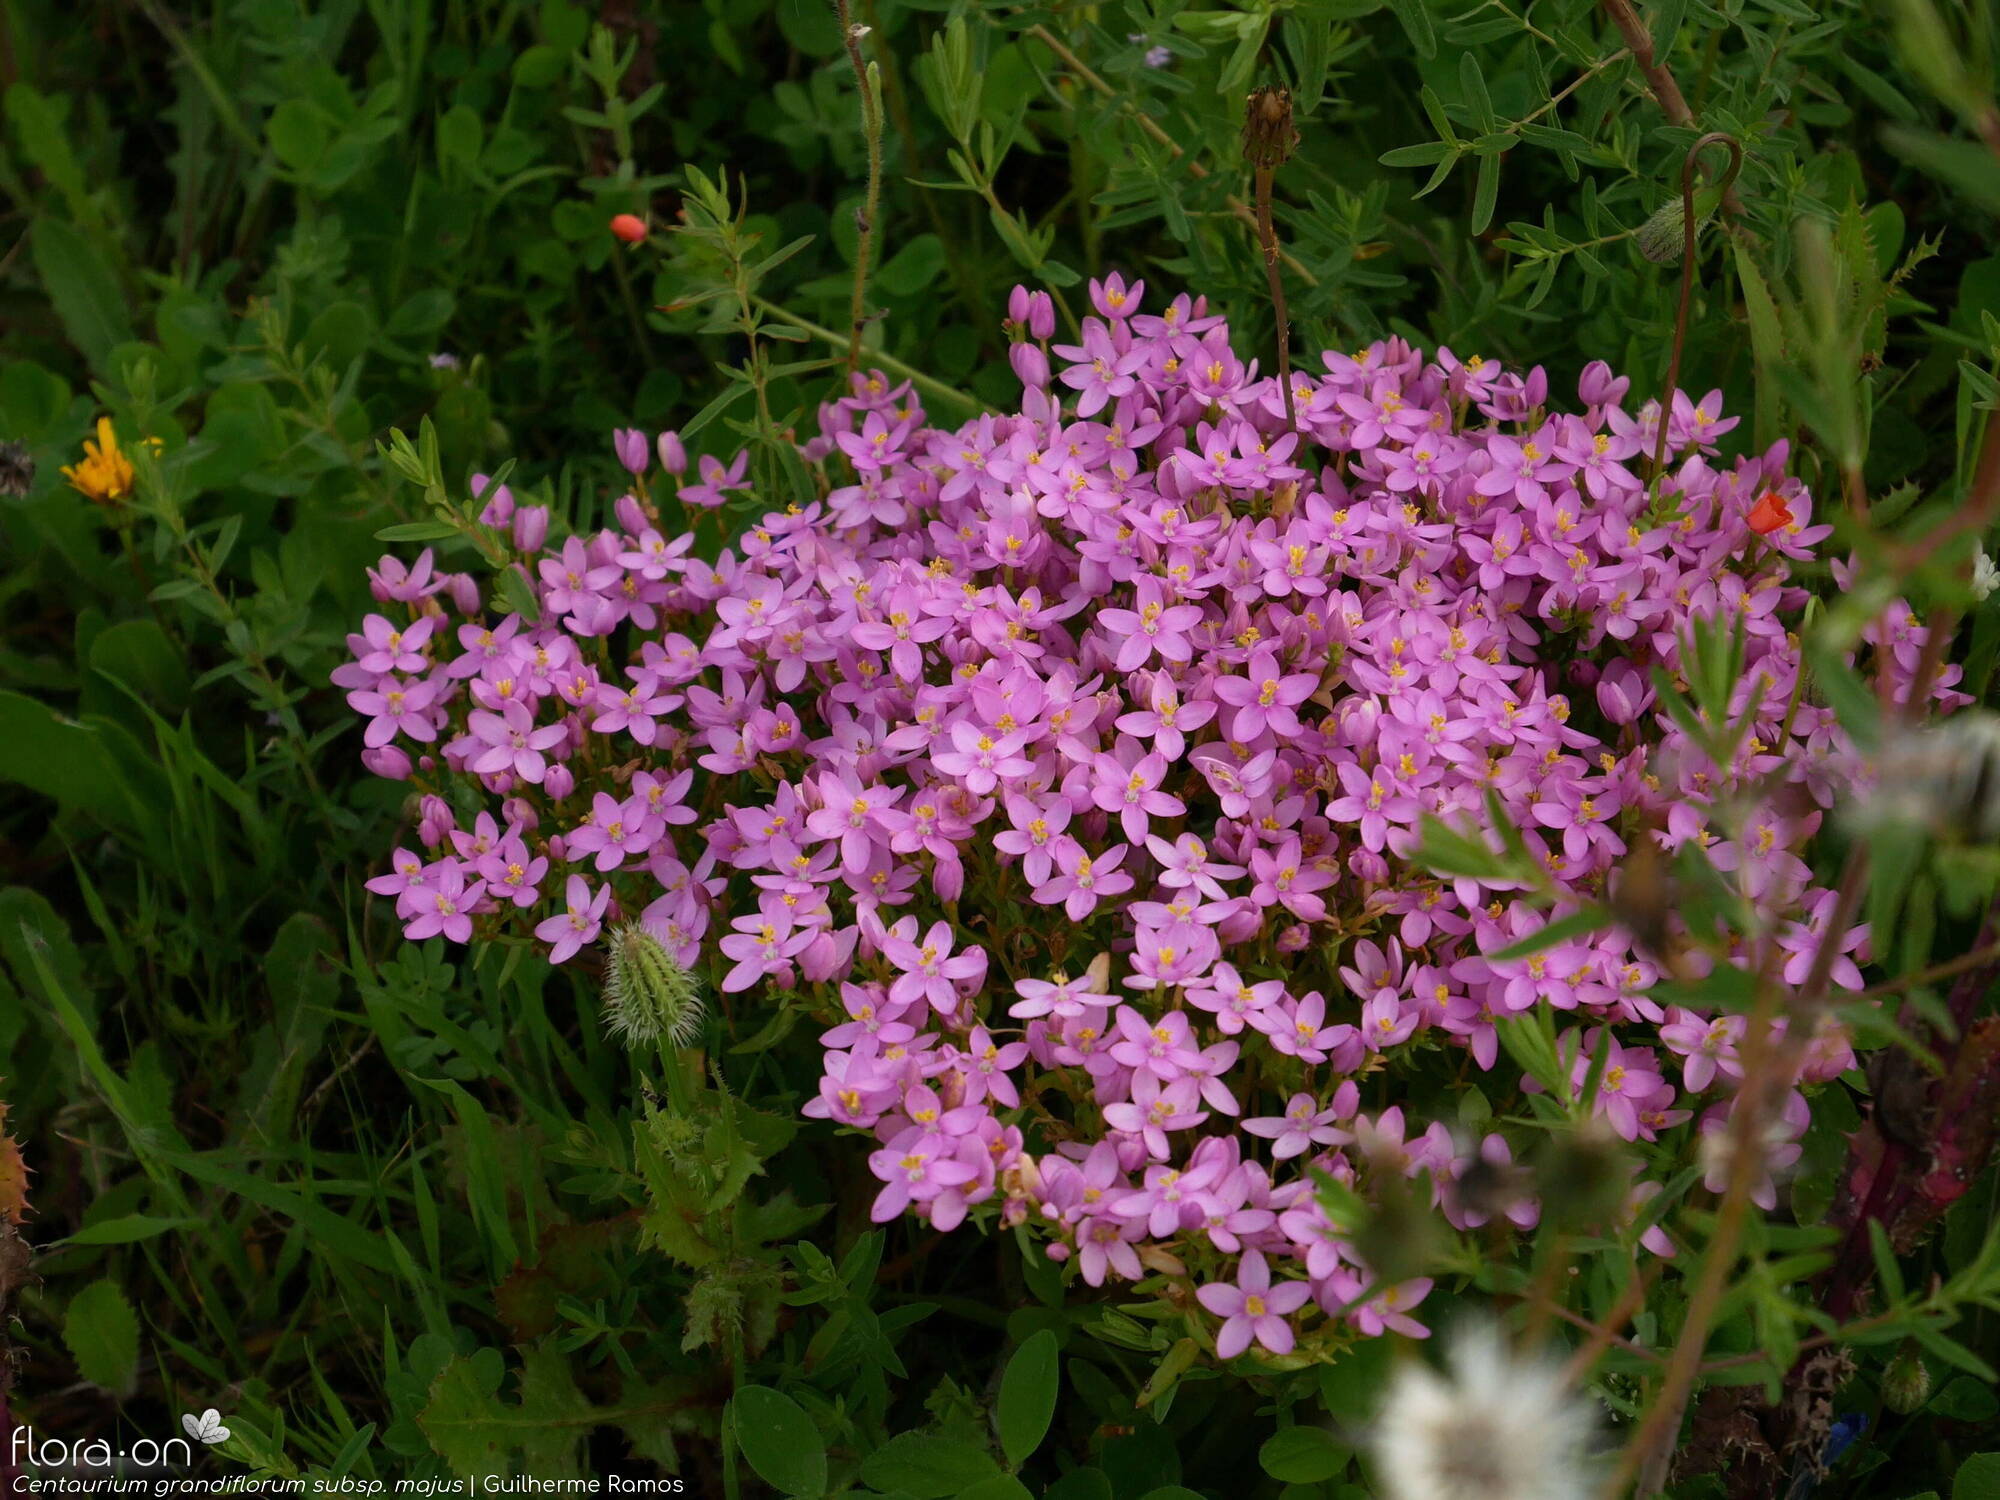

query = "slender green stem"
[836, 1, 885, 372]
[750, 297, 989, 415]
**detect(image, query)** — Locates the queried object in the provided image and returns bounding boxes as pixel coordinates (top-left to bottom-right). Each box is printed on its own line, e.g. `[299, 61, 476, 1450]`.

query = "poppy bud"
[609, 213, 648, 243]
[604, 922, 705, 1047]
[1881, 1340, 1931, 1413]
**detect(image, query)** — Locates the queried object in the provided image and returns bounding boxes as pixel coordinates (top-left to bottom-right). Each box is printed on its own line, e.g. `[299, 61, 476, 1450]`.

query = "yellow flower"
[60, 417, 157, 504]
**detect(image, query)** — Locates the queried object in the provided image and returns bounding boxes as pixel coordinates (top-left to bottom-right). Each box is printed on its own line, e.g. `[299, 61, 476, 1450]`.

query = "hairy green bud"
[1636, 190, 1720, 265]
[604, 922, 704, 1048]
[1880, 1340, 1931, 1414]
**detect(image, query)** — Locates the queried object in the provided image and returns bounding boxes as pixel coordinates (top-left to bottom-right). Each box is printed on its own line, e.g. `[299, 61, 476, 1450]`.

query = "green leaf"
[375, 521, 463, 543]
[65, 1214, 199, 1246]
[32, 218, 133, 373]
[860, 1432, 1001, 1497]
[997, 1327, 1060, 1466]
[417, 1344, 593, 1480]
[877, 234, 948, 298]
[732, 1385, 826, 1497]
[1885, 127, 2000, 216]
[1957, 1453, 2000, 1500]
[1043, 1468, 1113, 1500]
[496, 567, 542, 624]
[1486, 906, 1613, 963]
[63, 1278, 140, 1394]
[959, 1479, 1033, 1500]
[1932, 1377, 1999, 1422]
[266, 99, 331, 172]
[1260, 1424, 1349, 1483]
[1383, 0, 1437, 58]
[1458, 53, 1495, 134]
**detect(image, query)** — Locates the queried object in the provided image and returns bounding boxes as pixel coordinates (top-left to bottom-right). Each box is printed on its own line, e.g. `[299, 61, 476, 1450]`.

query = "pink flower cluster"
[340, 278, 1961, 1358]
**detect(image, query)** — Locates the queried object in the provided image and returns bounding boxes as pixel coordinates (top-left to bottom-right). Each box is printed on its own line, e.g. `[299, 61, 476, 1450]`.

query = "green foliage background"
[3, 0, 2000, 1493]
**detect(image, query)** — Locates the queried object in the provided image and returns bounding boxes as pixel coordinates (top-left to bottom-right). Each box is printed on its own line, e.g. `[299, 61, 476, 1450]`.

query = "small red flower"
[1747, 489, 1794, 536]
[609, 214, 648, 244]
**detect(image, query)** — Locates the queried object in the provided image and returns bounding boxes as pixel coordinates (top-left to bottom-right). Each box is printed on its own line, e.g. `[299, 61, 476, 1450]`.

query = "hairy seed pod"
[604, 922, 704, 1048]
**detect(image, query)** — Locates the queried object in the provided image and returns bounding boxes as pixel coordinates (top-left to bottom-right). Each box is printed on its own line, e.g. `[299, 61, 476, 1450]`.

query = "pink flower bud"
[1347, 848, 1390, 884]
[542, 763, 575, 801]
[1026, 291, 1055, 340]
[418, 795, 455, 848]
[512, 505, 550, 552]
[474, 474, 515, 526]
[615, 494, 648, 534]
[1010, 342, 1050, 390]
[613, 427, 649, 475]
[444, 573, 481, 615]
[656, 430, 687, 476]
[1578, 359, 1628, 411]
[361, 745, 412, 780]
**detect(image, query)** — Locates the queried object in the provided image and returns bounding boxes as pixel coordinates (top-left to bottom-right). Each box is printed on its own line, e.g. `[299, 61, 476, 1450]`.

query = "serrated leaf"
[63, 1278, 140, 1394]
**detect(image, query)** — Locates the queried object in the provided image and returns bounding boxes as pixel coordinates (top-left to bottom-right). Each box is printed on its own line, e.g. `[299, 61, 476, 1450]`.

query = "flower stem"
[837, 0, 885, 373]
[749, 297, 989, 415]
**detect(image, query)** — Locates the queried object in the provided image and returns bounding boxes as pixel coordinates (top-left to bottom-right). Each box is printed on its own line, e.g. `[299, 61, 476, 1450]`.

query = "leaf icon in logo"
[181, 1409, 231, 1444]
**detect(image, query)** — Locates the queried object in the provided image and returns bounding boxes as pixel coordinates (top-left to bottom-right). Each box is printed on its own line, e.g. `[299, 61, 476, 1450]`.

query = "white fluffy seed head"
[603, 922, 705, 1049]
[1370, 1322, 1597, 1500]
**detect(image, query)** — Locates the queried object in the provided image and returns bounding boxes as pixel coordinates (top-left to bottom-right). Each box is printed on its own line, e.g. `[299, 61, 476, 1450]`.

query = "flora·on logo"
[181, 1409, 231, 1445]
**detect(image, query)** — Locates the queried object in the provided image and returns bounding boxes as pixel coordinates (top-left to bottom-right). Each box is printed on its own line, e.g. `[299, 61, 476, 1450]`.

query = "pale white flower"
[1974, 548, 1999, 601]
[1371, 1322, 1596, 1500]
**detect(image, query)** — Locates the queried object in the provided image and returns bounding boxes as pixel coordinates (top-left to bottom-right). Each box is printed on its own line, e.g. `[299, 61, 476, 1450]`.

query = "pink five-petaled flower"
[717, 909, 814, 993]
[867, 1138, 978, 1222]
[1034, 840, 1134, 921]
[1213, 647, 1318, 741]
[1196, 1251, 1312, 1358]
[534, 875, 611, 963]
[347, 675, 442, 747]
[1243, 1091, 1351, 1160]
[883, 921, 988, 1014]
[402, 863, 485, 944]
[1097, 577, 1203, 671]
[466, 699, 566, 783]
[1090, 750, 1185, 843]
[932, 722, 1035, 795]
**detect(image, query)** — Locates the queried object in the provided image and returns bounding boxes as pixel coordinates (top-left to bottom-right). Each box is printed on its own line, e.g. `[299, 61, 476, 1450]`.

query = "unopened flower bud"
[613, 427, 649, 476]
[418, 795, 456, 848]
[1881, 1340, 1931, 1413]
[615, 494, 648, 534]
[609, 213, 648, 244]
[361, 745, 413, 780]
[445, 573, 481, 615]
[604, 922, 705, 1048]
[1637, 197, 1710, 264]
[543, 763, 575, 801]
[1025, 290, 1055, 341]
[1578, 359, 1628, 411]
[513, 505, 550, 552]
[1010, 342, 1050, 390]
[657, 430, 687, 476]
[474, 474, 515, 526]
